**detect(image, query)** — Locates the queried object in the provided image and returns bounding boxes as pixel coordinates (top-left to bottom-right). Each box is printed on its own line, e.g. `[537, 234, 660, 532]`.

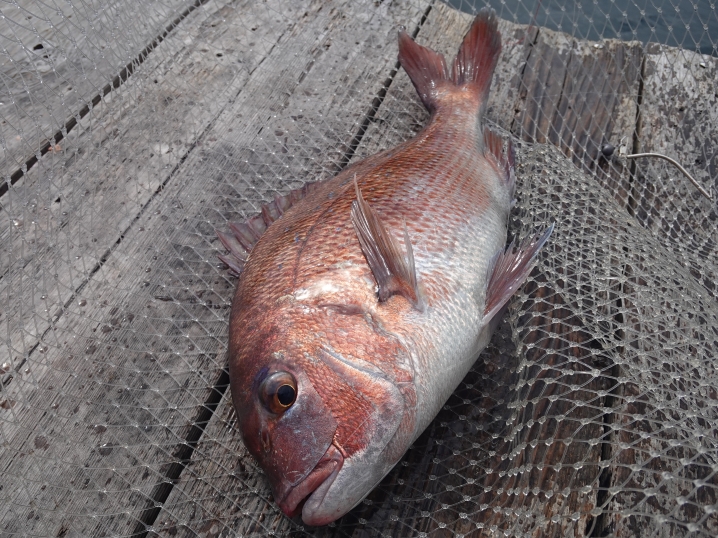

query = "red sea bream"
[218, 9, 553, 526]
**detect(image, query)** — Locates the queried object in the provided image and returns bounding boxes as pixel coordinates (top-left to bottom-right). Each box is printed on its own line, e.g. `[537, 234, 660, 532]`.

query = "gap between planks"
[0, 0, 210, 198]
[0, 1, 432, 536]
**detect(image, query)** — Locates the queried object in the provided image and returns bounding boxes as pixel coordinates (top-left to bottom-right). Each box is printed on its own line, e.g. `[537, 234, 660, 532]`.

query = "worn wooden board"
[0, 0, 430, 536]
[605, 44, 718, 538]
[0, 0, 318, 535]
[0, 0, 193, 174]
[629, 44, 718, 300]
[511, 27, 642, 205]
[0, 0, 307, 378]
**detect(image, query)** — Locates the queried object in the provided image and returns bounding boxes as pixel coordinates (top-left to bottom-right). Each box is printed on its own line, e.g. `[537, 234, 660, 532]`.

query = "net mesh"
[1, 0, 716, 536]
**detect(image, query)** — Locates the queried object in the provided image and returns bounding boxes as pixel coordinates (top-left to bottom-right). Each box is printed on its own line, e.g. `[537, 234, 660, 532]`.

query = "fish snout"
[275, 442, 344, 521]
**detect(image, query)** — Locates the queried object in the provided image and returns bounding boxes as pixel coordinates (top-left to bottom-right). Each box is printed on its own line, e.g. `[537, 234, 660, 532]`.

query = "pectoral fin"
[483, 224, 554, 322]
[350, 178, 424, 310]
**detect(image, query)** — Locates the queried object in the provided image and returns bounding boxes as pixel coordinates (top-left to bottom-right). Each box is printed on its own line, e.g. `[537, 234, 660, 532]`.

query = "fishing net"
[1, 0, 716, 536]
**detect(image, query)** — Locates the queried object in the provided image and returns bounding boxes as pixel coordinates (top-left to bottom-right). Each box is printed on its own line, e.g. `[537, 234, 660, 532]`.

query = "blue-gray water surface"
[448, 0, 717, 56]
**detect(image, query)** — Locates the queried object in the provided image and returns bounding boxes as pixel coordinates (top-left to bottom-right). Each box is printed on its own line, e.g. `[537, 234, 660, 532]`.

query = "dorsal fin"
[217, 181, 319, 277]
[350, 178, 424, 311]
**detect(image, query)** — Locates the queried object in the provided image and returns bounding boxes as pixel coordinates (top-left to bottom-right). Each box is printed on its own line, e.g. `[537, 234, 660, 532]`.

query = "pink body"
[222, 10, 552, 525]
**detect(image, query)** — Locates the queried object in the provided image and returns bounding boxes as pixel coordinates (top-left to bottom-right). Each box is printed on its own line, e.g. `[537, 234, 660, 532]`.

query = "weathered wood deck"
[1, 0, 716, 536]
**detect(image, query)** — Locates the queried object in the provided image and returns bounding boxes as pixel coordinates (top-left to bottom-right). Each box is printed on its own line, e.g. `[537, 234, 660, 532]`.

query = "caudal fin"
[398, 8, 501, 113]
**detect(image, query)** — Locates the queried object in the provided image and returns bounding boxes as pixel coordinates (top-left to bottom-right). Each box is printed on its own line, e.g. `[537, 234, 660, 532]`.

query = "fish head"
[229, 303, 416, 525]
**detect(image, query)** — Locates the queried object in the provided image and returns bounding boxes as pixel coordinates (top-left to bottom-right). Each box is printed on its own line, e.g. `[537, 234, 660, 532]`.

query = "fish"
[218, 8, 553, 526]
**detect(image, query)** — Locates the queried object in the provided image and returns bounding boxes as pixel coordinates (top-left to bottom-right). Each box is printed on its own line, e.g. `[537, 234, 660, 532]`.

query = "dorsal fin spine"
[217, 181, 318, 277]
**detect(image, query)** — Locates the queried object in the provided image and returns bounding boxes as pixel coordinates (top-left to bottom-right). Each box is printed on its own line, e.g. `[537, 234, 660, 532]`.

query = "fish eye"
[260, 372, 297, 414]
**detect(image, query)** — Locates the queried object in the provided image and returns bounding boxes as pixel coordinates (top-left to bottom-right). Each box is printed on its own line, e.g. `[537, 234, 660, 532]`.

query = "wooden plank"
[513, 28, 572, 146]
[0, 0, 193, 174]
[0, 0, 303, 374]
[0, 0, 430, 536]
[630, 44, 718, 299]
[145, 397, 295, 537]
[0, 0, 318, 536]
[512, 28, 642, 205]
[605, 43, 718, 537]
[552, 38, 642, 198]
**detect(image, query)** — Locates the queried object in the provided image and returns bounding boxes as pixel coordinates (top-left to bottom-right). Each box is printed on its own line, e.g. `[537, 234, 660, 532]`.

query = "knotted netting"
[0, 0, 716, 536]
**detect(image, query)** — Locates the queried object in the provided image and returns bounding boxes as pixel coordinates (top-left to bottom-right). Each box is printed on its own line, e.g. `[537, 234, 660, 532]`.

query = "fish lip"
[277, 443, 344, 520]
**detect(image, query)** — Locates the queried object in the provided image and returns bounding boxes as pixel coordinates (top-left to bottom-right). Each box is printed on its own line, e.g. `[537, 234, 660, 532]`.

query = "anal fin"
[483, 224, 554, 322]
[350, 178, 424, 311]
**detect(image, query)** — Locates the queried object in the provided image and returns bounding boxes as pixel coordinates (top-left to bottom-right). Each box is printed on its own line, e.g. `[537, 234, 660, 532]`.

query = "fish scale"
[220, 8, 553, 526]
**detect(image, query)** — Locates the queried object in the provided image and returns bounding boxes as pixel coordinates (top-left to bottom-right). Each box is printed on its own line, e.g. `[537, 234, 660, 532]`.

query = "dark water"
[448, 0, 718, 56]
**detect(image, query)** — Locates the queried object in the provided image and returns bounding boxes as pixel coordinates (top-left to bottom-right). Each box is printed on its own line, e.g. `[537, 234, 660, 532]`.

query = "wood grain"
[0, 0, 317, 535]
[512, 27, 642, 205]
[0, 0, 193, 174]
[629, 44, 718, 300]
[0, 0, 430, 536]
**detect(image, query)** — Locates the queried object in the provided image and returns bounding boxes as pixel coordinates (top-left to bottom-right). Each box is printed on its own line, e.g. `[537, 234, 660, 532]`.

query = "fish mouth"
[277, 442, 344, 521]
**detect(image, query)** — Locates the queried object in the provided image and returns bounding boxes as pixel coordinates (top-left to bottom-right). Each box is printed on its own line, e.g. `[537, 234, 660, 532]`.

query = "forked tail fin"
[398, 8, 501, 113]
